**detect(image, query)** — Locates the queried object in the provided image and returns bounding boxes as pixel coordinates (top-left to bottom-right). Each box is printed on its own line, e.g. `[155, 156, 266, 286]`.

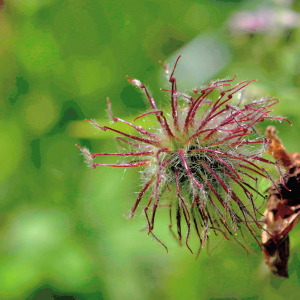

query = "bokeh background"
[1, 0, 300, 299]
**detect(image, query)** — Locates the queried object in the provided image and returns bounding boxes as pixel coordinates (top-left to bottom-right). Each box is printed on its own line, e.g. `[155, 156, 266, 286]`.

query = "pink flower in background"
[77, 56, 290, 254]
[229, 6, 300, 34]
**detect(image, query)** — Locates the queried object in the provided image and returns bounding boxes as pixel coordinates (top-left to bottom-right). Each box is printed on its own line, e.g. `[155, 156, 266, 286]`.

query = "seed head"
[77, 56, 290, 254]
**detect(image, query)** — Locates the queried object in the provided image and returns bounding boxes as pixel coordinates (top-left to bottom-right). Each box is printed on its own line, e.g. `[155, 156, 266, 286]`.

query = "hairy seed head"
[77, 56, 290, 254]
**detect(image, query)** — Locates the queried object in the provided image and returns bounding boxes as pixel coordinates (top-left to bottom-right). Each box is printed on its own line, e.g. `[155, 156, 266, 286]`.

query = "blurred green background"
[1, 0, 300, 299]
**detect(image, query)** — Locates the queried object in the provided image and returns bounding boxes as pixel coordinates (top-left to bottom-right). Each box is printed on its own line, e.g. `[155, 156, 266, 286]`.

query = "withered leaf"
[262, 126, 300, 278]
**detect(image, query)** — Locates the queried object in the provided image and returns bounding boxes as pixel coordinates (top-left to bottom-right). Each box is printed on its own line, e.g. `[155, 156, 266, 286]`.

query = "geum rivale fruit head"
[77, 56, 290, 254]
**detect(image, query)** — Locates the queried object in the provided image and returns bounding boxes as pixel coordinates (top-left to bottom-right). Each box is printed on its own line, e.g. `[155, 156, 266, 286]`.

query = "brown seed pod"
[262, 126, 300, 278]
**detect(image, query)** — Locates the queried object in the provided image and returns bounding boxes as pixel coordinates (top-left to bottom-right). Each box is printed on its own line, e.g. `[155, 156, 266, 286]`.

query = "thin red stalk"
[93, 161, 151, 168]
[236, 163, 267, 178]
[233, 196, 262, 248]
[149, 149, 172, 230]
[176, 202, 182, 241]
[245, 105, 272, 115]
[196, 81, 254, 134]
[127, 76, 165, 129]
[175, 171, 193, 254]
[144, 207, 152, 235]
[134, 111, 176, 139]
[217, 214, 235, 238]
[225, 105, 251, 125]
[210, 90, 227, 110]
[168, 205, 181, 245]
[183, 90, 205, 132]
[150, 190, 161, 231]
[150, 157, 171, 231]
[212, 95, 234, 112]
[202, 126, 243, 133]
[191, 148, 263, 171]
[204, 178, 226, 210]
[262, 116, 292, 125]
[171, 79, 178, 130]
[129, 174, 156, 218]
[106, 98, 158, 138]
[242, 155, 274, 164]
[177, 149, 203, 189]
[185, 107, 231, 144]
[206, 209, 218, 236]
[164, 178, 172, 192]
[183, 83, 228, 133]
[237, 169, 258, 182]
[190, 194, 197, 209]
[201, 161, 229, 192]
[86, 119, 161, 147]
[189, 89, 214, 119]
[195, 195, 206, 224]
[193, 195, 208, 248]
[149, 231, 168, 253]
[201, 221, 209, 248]
[231, 191, 263, 230]
[191, 207, 203, 247]
[199, 185, 207, 214]
[175, 172, 190, 222]
[228, 209, 238, 235]
[231, 140, 265, 147]
[236, 225, 257, 255]
[197, 109, 246, 143]
[209, 224, 231, 241]
[169, 55, 181, 131]
[242, 110, 270, 127]
[142, 85, 165, 126]
[218, 107, 247, 126]
[201, 161, 247, 234]
[176, 91, 193, 103]
[187, 128, 215, 139]
[225, 80, 255, 94]
[215, 74, 237, 84]
[192, 89, 198, 102]
[245, 98, 279, 109]
[241, 114, 266, 131]
[206, 194, 227, 227]
[161, 89, 192, 105]
[91, 151, 154, 158]
[151, 166, 166, 231]
[210, 131, 252, 147]
[208, 80, 250, 115]
[208, 154, 243, 181]
[191, 196, 204, 227]
[156, 147, 171, 164]
[115, 118, 157, 138]
[144, 187, 156, 234]
[241, 182, 266, 210]
[275, 162, 291, 191]
[224, 170, 258, 216]
[224, 190, 232, 223]
[115, 137, 151, 149]
[184, 88, 216, 133]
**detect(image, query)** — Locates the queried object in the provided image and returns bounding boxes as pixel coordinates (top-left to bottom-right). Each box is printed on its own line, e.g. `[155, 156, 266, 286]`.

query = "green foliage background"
[1, 0, 300, 299]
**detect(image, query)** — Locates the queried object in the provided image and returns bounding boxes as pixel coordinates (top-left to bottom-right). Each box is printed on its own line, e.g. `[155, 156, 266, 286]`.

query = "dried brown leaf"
[262, 126, 300, 277]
